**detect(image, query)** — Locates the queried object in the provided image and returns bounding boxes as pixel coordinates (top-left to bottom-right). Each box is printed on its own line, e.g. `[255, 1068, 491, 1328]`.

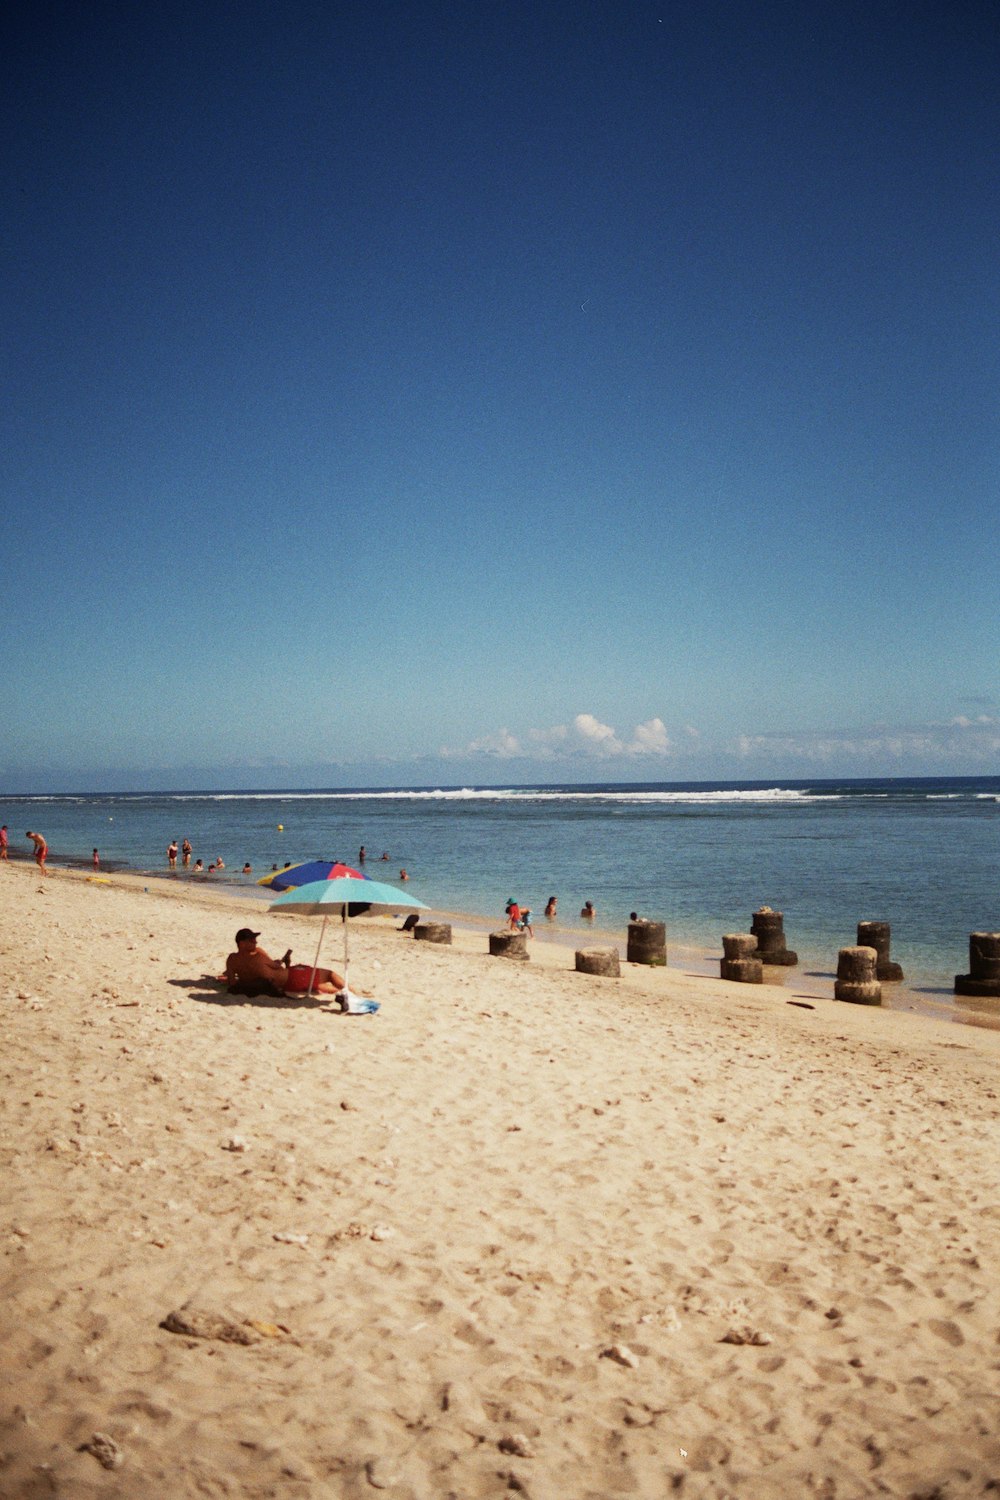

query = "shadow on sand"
[167, 976, 333, 1011]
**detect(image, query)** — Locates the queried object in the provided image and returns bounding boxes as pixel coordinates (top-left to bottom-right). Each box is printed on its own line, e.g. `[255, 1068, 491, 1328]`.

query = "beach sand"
[2, 862, 999, 1498]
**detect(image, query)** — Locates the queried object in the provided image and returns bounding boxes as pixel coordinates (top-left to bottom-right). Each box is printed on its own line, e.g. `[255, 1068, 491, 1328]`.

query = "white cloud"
[628, 717, 671, 755]
[454, 727, 523, 759]
[735, 715, 1000, 766]
[573, 713, 624, 754]
[442, 712, 678, 762]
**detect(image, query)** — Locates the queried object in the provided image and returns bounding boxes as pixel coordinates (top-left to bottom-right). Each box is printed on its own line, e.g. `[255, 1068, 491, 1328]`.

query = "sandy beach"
[2, 861, 1000, 1499]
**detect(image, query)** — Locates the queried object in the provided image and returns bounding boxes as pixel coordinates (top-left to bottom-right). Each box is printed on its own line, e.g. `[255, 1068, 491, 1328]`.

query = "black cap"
[235, 928, 260, 943]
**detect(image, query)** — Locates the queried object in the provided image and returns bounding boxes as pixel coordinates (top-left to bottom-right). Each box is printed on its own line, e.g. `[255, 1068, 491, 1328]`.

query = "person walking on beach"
[167, 841, 178, 869]
[181, 839, 192, 868]
[507, 900, 521, 931]
[26, 831, 48, 875]
[0, 825, 8, 861]
[520, 907, 534, 937]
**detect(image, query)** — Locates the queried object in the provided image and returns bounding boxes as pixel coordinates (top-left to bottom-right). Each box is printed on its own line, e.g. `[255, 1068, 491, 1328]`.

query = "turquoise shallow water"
[4, 777, 999, 1012]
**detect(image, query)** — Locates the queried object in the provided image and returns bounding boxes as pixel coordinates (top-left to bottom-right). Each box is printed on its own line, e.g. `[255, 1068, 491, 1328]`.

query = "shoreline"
[23, 854, 994, 1033]
[3, 858, 1000, 1496]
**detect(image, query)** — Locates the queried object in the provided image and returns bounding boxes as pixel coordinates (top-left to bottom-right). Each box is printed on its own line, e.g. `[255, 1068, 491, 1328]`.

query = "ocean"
[3, 777, 998, 1017]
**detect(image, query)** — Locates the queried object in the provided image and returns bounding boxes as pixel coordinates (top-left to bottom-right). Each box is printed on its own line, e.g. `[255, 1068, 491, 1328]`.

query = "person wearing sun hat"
[219, 928, 344, 998]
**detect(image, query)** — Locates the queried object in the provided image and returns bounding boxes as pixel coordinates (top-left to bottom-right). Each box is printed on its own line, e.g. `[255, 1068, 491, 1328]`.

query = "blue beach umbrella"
[269, 876, 428, 992]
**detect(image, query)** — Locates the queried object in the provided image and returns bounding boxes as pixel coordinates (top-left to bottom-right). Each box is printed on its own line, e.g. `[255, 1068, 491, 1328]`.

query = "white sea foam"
[163, 787, 830, 805]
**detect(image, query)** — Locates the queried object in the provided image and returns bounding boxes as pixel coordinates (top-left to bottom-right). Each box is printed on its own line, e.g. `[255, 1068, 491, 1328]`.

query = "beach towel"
[336, 989, 380, 1015]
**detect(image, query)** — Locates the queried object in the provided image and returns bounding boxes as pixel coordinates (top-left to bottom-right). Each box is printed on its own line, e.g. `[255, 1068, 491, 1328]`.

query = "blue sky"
[2, 0, 998, 791]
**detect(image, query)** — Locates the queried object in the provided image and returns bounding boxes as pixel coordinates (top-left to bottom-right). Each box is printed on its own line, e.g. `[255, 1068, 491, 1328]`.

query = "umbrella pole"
[343, 908, 350, 990]
[307, 915, 328, 996]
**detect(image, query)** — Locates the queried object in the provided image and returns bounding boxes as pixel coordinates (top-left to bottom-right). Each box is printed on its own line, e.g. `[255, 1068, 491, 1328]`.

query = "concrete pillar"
[835, 945, 882, 1005]
[720, 934, 763, 983]
[626, 919, 667, 966]
[414, 922, 452, 944]
[489, 930, 529, 962]
[857, 921, 903, 981]
[954, 932, 1000, 997]
[575, 947, 621, 978]
[750, 908, 798, 966]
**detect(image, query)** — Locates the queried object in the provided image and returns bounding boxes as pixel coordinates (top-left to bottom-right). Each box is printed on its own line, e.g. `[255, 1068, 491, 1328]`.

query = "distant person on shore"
[26, 831, 48, 875]
[581, 900, 595, 919]
[92, 849, 100, 869]
[167, 840, 178, 869]
[507, 900, 521, 931]
[520, 907, 534, 937]
[544, 895, 557, 919]
[181, 839, 192, 868]
[0, 825, 8, 861]
[219, 929, 344, 998]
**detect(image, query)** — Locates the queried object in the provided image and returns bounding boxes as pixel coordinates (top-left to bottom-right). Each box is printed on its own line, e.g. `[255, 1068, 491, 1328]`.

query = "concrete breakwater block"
[751, 908, 797, 966]
[955, 932, 1000, 997]
[857, 920, 903, 981]
[489, 930, 529, 961]
[835, 945, 882, 1005]
[626, 919, 666, 966]
[575, 947, 621, 978]
[720, 933, 763, 983]
[413, 922, 452, 945]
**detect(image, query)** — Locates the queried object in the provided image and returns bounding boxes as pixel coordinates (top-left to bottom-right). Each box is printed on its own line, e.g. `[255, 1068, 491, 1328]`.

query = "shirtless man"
[26, 831, 48, 874]
[219, 929, 345, 998]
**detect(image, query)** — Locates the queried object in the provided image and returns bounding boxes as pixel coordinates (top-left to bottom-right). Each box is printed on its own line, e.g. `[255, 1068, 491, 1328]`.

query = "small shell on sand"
[79, 1432, 123, 1469]
[601, 1344, 639, 1368]
[160, 1309, 262, 1344]
[498, 1433, 534, 1457]
[720, 1326, 771, 1346]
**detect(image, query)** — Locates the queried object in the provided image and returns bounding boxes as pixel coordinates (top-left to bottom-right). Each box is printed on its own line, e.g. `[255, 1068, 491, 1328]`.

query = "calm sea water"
[3, 777, 999, 1007]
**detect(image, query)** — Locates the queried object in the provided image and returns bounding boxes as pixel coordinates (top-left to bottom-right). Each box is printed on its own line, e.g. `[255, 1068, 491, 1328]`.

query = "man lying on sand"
[219, 929, 345, 997]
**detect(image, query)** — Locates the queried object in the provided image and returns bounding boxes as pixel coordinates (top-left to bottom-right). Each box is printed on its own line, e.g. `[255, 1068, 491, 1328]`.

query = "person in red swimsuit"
[26, 831, 48, 874]
[219, 929, 345, 998]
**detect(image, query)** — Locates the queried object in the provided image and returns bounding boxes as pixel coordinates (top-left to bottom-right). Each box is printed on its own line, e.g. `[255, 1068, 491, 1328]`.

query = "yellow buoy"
[277, 824, 284, 831]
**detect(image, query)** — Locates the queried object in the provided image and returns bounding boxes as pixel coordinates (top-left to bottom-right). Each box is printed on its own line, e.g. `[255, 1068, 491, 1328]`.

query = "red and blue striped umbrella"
[258, 860, 368, 892]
